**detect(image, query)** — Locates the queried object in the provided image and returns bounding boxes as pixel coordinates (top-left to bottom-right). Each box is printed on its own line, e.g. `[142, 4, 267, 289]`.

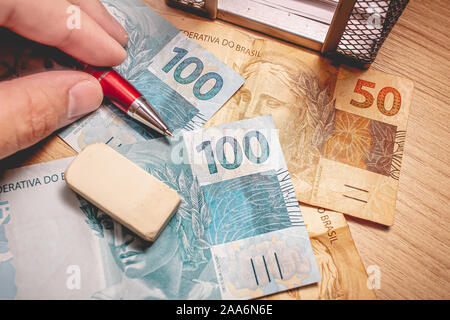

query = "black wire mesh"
[336, 0, 409, 65]
[167, 0, 205, 10]
[166, 0, 211, 17]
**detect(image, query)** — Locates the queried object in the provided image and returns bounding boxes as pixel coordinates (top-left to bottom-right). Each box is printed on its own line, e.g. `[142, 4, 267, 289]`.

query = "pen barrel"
[79, 63, 172, 136]
[82, 65, 141, 113]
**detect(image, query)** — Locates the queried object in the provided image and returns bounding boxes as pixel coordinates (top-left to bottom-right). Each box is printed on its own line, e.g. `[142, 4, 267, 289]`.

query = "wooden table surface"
[1, 0, 449, 299]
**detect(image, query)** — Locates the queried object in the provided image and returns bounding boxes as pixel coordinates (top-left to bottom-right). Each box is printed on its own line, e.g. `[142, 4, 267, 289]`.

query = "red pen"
[81, 63, 173, 137]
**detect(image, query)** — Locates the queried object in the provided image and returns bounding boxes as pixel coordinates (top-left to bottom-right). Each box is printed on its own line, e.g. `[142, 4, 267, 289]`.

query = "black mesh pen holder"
[325, 0, 410, 68]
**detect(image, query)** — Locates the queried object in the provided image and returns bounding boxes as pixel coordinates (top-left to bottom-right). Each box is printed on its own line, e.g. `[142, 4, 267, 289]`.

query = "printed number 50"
[162, 47, 224, 100]
[350, 79, 402, 116]
[196, 130, 270, 174]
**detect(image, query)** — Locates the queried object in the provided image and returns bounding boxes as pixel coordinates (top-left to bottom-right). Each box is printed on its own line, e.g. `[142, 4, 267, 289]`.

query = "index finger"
[0, 0, 127, 66]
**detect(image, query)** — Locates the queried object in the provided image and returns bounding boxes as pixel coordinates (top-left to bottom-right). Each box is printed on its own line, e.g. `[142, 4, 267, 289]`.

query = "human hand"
[0, 0, 129, 159]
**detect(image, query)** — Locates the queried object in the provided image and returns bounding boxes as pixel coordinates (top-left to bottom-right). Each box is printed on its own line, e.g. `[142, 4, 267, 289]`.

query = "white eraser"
[65, 143, 181, 242]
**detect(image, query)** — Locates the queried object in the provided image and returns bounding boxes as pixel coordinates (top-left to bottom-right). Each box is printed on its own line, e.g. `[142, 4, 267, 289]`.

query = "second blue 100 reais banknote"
[181, 115, 321, 298]
[59, 0, 245, 151]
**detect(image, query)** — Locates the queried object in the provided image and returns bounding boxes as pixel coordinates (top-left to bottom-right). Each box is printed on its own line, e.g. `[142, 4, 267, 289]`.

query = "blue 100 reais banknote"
[59, 0, 245, 151]
[0, 116, 320, 299]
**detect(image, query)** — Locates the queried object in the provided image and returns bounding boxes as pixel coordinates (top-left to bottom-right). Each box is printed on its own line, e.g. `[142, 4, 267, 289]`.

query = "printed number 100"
[162, 47, 224, 100]
[196, 130, 270, 174]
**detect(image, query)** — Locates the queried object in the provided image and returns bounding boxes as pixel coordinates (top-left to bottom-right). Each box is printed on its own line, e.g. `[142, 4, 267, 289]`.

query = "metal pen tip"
[165, 130, 174, 137]
[128, 97, 174, 138]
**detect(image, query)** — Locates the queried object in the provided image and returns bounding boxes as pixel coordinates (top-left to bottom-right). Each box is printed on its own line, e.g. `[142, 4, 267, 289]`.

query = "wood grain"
[346, 0, 450, 299]
[0, 0, 448, 299]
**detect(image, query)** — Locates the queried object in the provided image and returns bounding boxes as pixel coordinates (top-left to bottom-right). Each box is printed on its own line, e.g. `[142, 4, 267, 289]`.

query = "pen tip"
[165, 130, 174, 137]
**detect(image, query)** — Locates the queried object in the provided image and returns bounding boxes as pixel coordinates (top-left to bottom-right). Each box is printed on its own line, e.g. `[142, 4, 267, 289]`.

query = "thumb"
[0, 71, 103, 159]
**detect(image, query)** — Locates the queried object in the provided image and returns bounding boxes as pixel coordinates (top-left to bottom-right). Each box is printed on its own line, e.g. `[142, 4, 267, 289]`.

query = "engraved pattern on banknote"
[202, 171, 292, 245]
[366, 119, 396, 176]
[0, 201, 16, 299]
[390, 130, 406, 180]
[366, 179, 396, 222]
[322, 110, 397, 177]
[76, 195, 110, 238]
[283, 236, 344, 300]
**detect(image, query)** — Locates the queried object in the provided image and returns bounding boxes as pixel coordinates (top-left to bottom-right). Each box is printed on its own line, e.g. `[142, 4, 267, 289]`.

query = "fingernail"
[68, 80, 102, 120]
